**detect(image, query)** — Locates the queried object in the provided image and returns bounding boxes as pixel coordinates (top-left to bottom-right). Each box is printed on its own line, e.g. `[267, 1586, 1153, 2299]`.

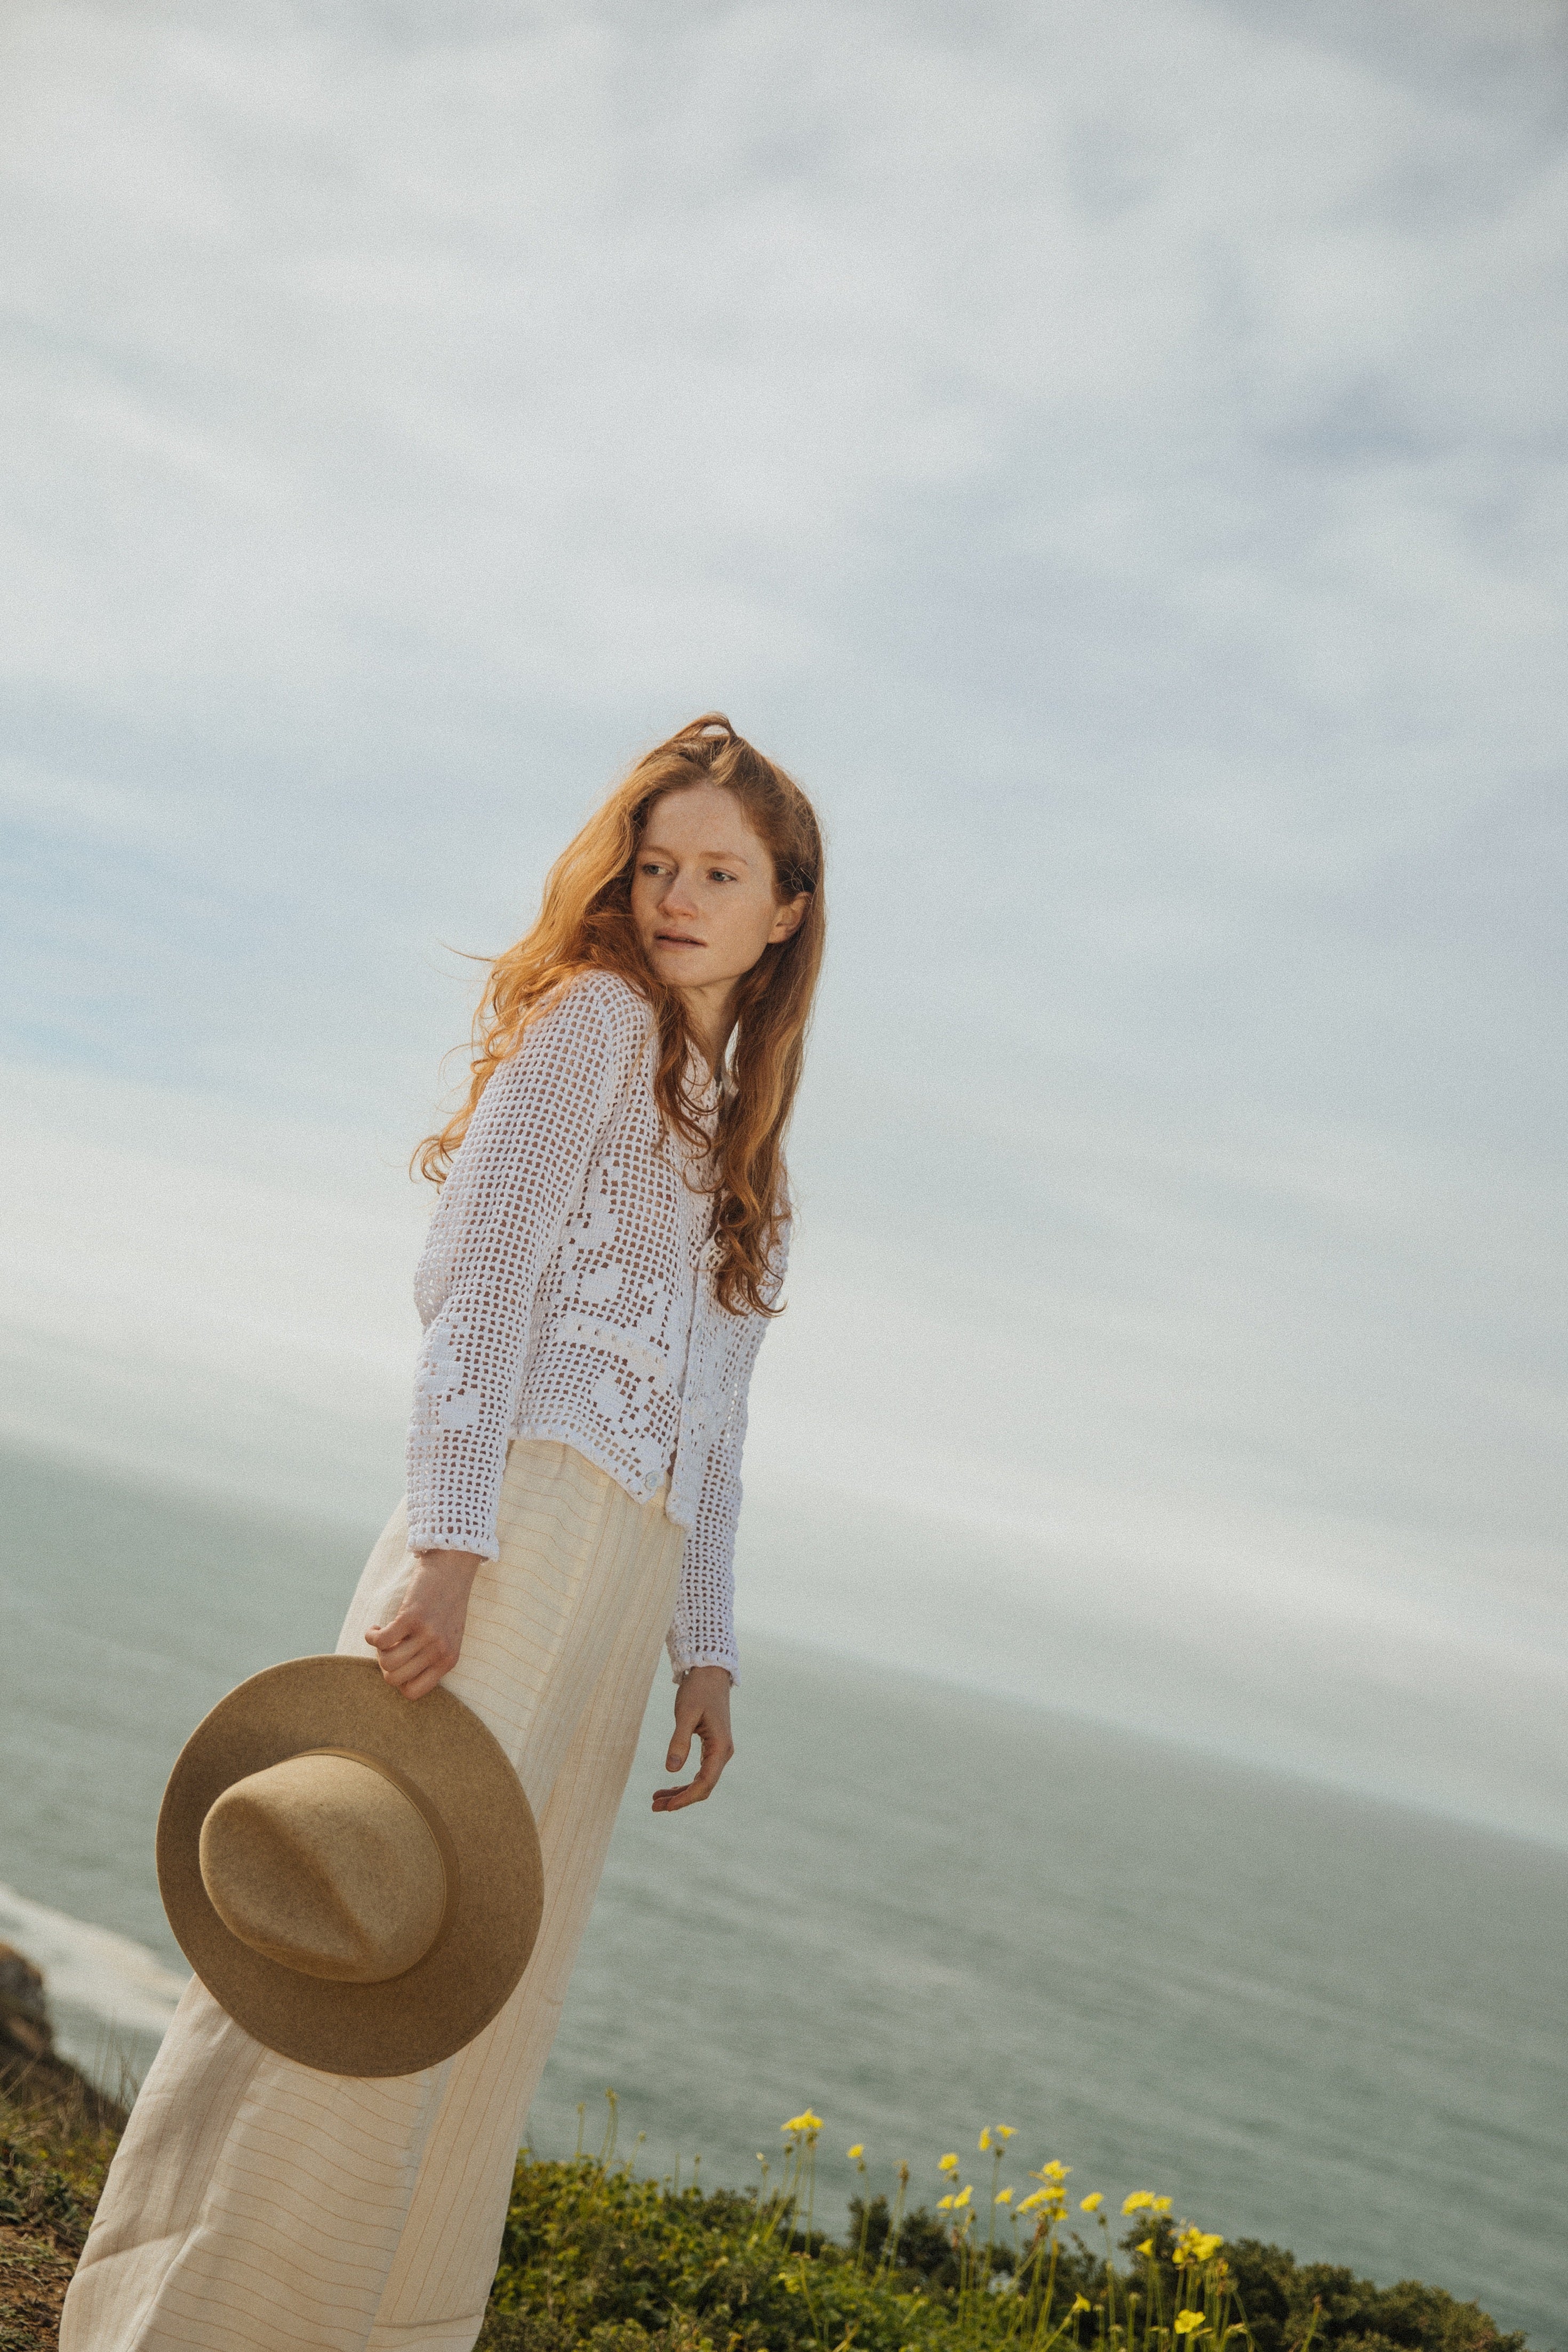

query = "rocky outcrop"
[0, 1946, 126, 2128]
[0, 1947, 53, 2065]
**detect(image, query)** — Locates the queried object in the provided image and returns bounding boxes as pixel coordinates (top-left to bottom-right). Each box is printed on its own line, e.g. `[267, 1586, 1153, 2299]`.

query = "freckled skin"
[630, 781, 807, 1071]
[366, 782, 806, 1812]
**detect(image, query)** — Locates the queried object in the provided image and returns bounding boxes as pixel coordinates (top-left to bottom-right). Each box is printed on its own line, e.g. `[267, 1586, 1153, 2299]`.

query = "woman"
[63, 713, 825, 2352]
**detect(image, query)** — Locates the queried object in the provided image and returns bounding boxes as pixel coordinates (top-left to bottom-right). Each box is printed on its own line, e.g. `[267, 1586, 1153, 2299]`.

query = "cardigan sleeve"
[663, 1224, 788, 1684]
[405, 977, 643, 1559]
[663, 1331, 761, 1685]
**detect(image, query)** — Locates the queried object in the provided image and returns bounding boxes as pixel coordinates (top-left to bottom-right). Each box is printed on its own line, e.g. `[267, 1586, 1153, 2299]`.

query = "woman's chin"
[650, 954, 710, 989]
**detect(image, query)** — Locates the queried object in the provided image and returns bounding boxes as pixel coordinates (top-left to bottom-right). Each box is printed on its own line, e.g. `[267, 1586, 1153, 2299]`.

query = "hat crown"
[198, 1750, 450, 1985]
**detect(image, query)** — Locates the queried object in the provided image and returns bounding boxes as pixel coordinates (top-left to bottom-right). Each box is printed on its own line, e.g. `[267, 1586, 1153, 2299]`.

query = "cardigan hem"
[510, 1417, 689, 1526]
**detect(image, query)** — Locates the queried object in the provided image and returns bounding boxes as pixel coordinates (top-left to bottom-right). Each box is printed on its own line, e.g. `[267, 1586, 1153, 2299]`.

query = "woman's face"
[631, 783, 806, 1002]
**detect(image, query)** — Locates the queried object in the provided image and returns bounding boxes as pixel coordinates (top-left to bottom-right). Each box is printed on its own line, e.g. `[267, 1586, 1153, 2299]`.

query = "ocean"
[2, 1442, 1564, 2345]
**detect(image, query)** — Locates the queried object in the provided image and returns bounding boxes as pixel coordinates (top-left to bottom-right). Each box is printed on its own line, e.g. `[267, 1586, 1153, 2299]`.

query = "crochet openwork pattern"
[408, 972, 781, 1680]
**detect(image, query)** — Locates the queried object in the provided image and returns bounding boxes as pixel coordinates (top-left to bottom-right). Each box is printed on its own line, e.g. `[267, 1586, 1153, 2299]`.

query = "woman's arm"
[654, 1292, 775, 1802]
[404, 979, 638, 1563]
[665, 1382, 750, 1685]
[651, 1419, 745, 1803]
[371, 980, 641, 1701]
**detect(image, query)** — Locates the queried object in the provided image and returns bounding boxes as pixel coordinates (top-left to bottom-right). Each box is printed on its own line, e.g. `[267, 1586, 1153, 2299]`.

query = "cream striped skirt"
[62, 1439, 687, 2352]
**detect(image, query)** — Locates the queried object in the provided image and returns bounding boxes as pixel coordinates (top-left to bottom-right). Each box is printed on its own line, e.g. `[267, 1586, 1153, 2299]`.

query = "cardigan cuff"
[667, 1639, 739, 1688]
[406, 1525, 500, 1563]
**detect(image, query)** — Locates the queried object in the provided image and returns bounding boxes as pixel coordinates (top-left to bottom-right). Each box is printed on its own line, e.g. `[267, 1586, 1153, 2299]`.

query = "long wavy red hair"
[417, 715, 826, 1316]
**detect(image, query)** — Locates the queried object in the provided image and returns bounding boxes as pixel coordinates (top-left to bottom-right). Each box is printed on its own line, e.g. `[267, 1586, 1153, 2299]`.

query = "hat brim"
[158, 1656, 543, 2077]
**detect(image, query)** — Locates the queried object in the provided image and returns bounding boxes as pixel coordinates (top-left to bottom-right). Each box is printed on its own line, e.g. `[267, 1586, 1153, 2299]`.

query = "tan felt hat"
[157, 1656, 543, 2077]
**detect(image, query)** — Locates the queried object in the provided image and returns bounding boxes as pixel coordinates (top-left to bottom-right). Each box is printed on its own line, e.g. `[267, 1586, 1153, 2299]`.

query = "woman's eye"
[709, 869, 738, 884]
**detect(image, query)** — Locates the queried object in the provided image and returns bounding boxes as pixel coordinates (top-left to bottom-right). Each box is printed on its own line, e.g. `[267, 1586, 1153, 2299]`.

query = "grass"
[0, 2061, 125, 2352]
[0, 2081, 1534, 2352]
[476, 2103, 1531, 2352]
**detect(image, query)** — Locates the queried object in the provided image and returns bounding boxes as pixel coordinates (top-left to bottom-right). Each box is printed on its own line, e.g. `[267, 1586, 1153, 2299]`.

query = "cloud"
[2, 0, 1565, 1826]
[0, 1060, 425, 1509]
[2, 0, 1563, 767]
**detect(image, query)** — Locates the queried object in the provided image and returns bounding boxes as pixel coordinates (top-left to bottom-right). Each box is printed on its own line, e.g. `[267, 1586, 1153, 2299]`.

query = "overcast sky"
[4, 0, 1566, 1838]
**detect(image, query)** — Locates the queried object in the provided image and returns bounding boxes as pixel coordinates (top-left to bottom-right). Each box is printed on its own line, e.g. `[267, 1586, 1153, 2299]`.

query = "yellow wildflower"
[954, 2185, 972, 2209]
[996, 2125, 1017, 2140]
[1153, 2197, 1172, 2213]
[979, 2128, 991, 2151]
[1016, 2189, 1049, 2215]
[781, 2110, 823, 2135]
[939, 2153, 959, 2173]
[1080, 2194, 1105, 2213]
[1073, 2295, 1092, 2313]
[847, 2145, 864, 2161]
[1137, 2240, 1155, 2258]
[1173, 2315, 1207, 2337]
[996, 2188, 1013, 2205]
[1122, 2193, 1154, 2214]
[938, 2195, 955, 2211]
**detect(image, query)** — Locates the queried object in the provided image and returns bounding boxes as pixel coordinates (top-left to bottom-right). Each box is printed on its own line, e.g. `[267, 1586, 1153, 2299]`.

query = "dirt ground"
[1, 1946, 126, 2352]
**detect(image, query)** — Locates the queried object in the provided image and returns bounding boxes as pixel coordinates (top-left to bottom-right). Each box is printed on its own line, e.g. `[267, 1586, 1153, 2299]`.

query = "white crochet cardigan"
[407, 971, 781, 1682]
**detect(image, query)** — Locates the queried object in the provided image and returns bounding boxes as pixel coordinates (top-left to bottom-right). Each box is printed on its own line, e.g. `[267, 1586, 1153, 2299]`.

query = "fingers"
[651, 1719, 735, 1812]
[362, 1613, 457, 1699]
[391, 1658, 450, 1701]
[666, 1666, 722, 1767]
[687, 1733, 733, 1799]
[364, 1604, 420, 1653]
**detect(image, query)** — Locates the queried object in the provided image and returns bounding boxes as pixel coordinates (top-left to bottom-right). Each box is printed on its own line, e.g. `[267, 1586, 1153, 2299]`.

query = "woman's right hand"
[652, 1665, 735, 1811]
[364, 1549, 482, 1700]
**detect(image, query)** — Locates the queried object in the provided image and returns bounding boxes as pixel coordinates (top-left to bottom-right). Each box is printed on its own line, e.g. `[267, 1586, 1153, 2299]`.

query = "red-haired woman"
[65, 716, 826, 2352]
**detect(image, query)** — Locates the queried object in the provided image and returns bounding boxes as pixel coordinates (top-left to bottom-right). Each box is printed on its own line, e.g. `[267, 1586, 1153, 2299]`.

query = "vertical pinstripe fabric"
[62, 1439, 687, 2352]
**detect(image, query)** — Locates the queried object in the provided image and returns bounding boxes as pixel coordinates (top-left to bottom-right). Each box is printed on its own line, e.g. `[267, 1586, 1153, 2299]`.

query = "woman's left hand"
[365, 1549, 482, 1700]
[653, 1666, 734, 1811]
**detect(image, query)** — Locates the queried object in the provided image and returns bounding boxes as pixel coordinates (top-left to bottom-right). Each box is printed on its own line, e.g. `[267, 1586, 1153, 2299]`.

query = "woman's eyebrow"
[642, 839, 753, 866]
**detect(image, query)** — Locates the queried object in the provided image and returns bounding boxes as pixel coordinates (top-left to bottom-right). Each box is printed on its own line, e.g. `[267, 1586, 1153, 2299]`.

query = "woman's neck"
[677, 980, 739, 1076]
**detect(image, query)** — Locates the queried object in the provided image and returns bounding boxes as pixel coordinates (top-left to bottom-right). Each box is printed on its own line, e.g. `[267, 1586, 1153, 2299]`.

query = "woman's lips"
[655, 932, 704, 947]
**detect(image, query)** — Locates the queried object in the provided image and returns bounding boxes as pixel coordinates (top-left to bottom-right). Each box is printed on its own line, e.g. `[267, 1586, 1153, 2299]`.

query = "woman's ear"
[770, 893, 809, 945]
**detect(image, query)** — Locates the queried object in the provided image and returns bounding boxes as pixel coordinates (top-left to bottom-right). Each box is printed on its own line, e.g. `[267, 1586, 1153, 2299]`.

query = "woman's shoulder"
[561, 966, 655, 1031]
[468, 971, 652, 1143]
[525, 967, 655, 1058]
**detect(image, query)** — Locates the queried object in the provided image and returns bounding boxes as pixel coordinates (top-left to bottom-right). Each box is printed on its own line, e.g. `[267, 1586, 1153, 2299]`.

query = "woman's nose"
[660, 872, 699, 914]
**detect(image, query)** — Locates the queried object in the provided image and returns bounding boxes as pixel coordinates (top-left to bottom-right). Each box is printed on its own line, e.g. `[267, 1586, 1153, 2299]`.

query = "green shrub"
[477, 2119, 1532, 2352]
